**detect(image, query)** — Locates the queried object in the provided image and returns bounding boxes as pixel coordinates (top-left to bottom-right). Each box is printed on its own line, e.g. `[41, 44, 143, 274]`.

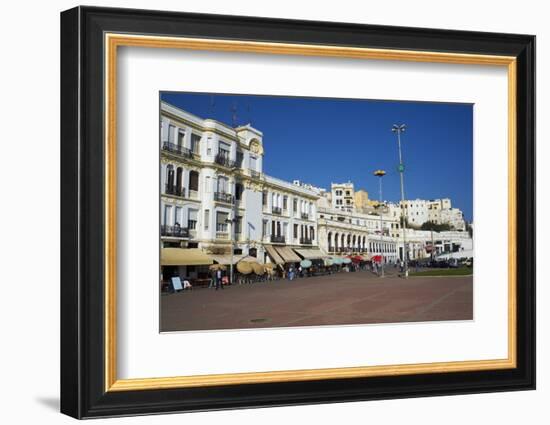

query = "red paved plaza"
[160, 270, 473, 332]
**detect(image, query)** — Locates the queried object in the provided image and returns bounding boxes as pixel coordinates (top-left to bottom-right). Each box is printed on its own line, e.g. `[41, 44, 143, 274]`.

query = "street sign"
[171, 276, 183, 291]
[397, 164, 405, 172]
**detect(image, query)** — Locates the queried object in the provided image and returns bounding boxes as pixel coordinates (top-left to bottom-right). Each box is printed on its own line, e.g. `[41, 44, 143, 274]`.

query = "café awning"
[160, 248, 213, 266]
[274, 246, 301, 263]
[264, 245, 285, 264]
[293, 248, 328, 260]
[239, 255, 259, 263]
[211, 254, 243, 265]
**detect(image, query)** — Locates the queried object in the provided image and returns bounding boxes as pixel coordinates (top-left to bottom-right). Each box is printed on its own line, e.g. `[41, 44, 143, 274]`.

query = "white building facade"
[160, 101, 473, 272]
[160, 102, 321, 267]
[316, 206, 399, 264]
[331, 182, 355, 212]
[397, 198, 466, 231]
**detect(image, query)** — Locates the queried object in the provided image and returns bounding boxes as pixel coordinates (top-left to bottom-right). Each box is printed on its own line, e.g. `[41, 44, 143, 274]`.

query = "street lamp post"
[392, 124, 409, 278]
[225, 217, 235, 285]
[373, 169, 386, 278]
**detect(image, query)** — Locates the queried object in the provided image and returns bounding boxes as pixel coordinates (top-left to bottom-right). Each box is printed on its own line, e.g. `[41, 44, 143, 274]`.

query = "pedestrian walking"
[208, 269, 215, 288]
[215, 268, 224, 290]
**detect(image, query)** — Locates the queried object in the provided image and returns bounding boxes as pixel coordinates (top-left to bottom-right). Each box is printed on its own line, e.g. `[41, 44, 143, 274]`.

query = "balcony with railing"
[162, 142, 195, 159]
[215, 153, 237, 168]
[164, 184, 185, 197]
[300, 237, 313, 245]
[270, 235, 286, 244]
[249, 170, 262, 179]
[235, 155, 244, 169]
[215, 222, 229, 240]
[160, 225, 190, 238]
[214, 192, 234, 204]
[301, 212, 310, 220]
[272, 206, 282, 215]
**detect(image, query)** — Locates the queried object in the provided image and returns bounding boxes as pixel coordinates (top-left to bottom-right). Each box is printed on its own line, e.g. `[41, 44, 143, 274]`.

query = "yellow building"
[354, 189, 378, 211]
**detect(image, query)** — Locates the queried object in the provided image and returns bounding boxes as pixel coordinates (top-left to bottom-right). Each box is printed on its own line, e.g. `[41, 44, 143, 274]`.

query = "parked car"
[448, 258, 460, 268]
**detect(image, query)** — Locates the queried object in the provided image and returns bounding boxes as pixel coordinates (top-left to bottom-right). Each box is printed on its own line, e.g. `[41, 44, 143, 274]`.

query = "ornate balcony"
[214, 192, 234, 204]
[250, 170, 262, 179]
[162, 142, 195, 159]
[301, 212, 309, 220]
[164, 184, 185, 197]
[270, 235, 286, 244]
[300, 238, 313, 245]
[160, 225, 190, 238]
[215, 153, 237, 168]
[272, 206, 282, 215]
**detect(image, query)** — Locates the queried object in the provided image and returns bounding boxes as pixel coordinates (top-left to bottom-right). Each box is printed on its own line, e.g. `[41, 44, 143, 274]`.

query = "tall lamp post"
[225, 217, 236, 285]
[392, 123, 409, 278]
[373, 169, 386, 278]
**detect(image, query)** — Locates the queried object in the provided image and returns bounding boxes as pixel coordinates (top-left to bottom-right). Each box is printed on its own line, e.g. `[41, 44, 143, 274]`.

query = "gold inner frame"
[104, 33, 517, 392]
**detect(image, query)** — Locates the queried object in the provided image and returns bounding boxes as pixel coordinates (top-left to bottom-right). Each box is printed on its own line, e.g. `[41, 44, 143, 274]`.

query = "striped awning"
[160, 248, 213, 266]
[274, 246, 301, 263]
[264, 245, 285, 264]
[293, 248, 329, 260]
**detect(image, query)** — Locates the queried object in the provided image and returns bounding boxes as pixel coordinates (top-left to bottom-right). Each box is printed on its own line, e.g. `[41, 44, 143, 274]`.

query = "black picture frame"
[61, 6, 535, 419]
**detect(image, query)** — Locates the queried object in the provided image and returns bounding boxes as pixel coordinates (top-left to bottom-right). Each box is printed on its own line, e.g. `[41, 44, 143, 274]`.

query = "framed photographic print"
[60, 6, 536, 419]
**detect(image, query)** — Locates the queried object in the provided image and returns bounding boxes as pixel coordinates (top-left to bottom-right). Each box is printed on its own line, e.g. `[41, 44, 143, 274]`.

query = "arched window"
[189, 170, 199, 192]
[166, 164, 174, 187]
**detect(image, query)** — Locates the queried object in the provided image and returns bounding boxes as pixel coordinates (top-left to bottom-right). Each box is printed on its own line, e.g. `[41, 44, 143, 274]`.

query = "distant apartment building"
[354, 189, 377, 213]
[331, 182, 355, 212]
[316, 206, 399, 264]
[398, 198, 466, 230]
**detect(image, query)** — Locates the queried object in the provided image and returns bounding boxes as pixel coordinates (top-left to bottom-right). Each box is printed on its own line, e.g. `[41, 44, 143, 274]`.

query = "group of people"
[368, 259, 409, 276]
[209, 268, 228, 290]
[179, 258, 413, 293]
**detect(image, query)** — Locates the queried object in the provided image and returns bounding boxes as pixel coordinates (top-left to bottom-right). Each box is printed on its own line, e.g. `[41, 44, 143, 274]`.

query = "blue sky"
[161, 92, 473, 222]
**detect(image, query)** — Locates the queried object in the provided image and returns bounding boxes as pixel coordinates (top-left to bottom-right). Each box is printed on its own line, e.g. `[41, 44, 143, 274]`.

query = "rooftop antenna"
[231, 101, 238, 127]
[246, 100, 252, 126]
[209, 95, 216, 115]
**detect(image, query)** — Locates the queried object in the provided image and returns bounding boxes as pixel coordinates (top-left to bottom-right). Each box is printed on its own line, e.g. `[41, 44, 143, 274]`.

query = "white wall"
[0, 1, 545, 425]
